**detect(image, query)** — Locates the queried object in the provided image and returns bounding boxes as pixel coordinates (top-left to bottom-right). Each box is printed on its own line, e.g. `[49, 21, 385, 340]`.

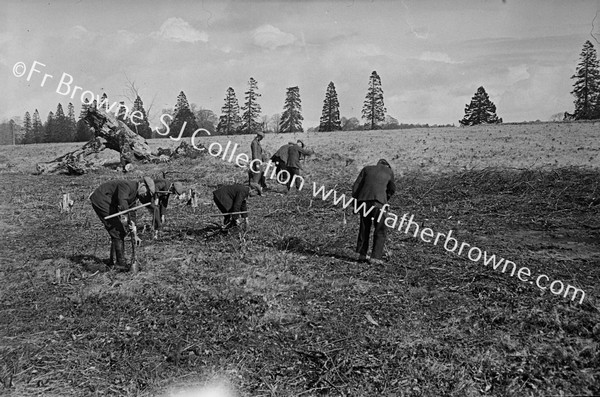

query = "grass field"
[1, 122, 600, 396]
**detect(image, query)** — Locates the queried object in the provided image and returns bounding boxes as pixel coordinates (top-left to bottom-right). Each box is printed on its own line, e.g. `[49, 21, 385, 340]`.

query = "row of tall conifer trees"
[17, 70, 388, 143]
[11, 39, 600, 144]
[209, 71, 387, 135]
[20, 94, 153, 144]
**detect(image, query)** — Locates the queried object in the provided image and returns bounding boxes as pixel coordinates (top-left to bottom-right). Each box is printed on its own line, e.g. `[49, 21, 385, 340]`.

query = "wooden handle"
[104, 202, 152, 220]
[207, 211, 248, 217]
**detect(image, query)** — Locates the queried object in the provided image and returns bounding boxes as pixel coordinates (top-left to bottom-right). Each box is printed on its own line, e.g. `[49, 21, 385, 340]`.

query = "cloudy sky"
[2, 0, 600, 128]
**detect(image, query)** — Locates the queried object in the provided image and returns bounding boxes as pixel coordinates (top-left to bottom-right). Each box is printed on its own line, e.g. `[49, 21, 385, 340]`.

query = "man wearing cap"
[249, 131, 267, 189]
[90, 177, 155, 271]
[352, 159, 396, 265]
[212, 183, 262, 229]
[139, 179, 184, 239]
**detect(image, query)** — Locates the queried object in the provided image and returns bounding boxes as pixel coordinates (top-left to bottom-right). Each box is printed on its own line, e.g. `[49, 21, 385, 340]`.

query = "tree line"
[11, 93, 153, 145]
[4, 70, 416, 144]
[4, 39, 598, 145]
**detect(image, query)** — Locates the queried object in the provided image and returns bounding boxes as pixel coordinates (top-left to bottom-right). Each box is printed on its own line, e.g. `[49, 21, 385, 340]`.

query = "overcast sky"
[2, 0, 600, 128]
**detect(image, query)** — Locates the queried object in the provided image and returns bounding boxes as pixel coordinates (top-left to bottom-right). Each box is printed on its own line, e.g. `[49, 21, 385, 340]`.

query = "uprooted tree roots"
[35, 108, 206, 175]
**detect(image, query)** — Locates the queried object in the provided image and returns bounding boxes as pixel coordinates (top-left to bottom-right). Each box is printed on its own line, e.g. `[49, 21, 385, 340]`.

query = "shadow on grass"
[162, 224, 248, 241]
[274, 235, 358, 263]
[69, 254, 110, 272]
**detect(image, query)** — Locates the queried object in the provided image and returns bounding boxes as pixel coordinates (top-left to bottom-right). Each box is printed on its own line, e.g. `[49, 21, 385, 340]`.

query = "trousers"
[356, 200, 387, 259]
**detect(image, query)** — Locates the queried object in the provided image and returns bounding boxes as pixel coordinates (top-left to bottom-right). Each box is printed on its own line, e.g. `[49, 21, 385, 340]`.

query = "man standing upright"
[90, 177, 155, 271]
[249, 131, 267, 189]
[352, 159, 396, 265]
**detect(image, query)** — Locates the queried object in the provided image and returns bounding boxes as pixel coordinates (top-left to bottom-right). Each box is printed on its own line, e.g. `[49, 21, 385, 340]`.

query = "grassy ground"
[1, 122, 600, 396]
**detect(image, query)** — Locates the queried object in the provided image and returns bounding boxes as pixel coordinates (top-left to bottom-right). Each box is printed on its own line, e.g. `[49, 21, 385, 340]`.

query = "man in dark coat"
[249, 131, 268, 189]
[270, 142, 294, 176]
[351, 159, 396, 264]
[138, 179, 184, 239]
[285, 140, 313, 191]
[89, 177, 155, 271]
[213, 183, 261, 228]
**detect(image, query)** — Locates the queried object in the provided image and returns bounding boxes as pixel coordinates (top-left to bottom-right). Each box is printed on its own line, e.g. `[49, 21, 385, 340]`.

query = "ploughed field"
[1, 122, 600, 396]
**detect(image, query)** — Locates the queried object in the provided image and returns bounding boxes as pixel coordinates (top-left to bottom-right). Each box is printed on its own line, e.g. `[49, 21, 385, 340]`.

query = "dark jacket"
[287, 144, 312, 169]
[251, 138, 263, 160]
[272, 143, 294, 164]
[352, 165, 396, 205]
[213, 184, 250, 220]
[139, 179, 172, 230]
[90, 179, 139, 222]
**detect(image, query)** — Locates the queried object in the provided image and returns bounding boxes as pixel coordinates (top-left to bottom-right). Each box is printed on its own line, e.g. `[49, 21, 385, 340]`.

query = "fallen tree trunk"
[36, 107, 158, 175]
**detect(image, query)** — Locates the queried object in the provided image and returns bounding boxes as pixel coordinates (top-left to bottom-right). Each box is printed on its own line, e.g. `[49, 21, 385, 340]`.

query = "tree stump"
[36, 107, 158, 175]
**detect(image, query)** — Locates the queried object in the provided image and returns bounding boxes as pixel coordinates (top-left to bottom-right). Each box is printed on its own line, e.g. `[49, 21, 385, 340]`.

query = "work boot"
[113, 238, 130, 272]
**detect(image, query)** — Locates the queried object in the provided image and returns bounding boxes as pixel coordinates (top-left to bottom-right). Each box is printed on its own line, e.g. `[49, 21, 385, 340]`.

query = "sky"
[2, 0, 600, 128]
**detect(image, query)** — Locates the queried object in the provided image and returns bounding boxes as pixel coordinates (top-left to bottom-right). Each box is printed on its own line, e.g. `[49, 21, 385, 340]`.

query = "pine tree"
[44, 111, 55, 143]
[79, 102, 90, 120]
[53, 103, 68, 142]
[279, 86, 304, 133]
[240, 77, 262, 134]
[217, 87, 242, 135]
[127, 95, 153, 139]
[32, 109, 43, 143]
[23, 111, 33, 144]
[362, 71, 386, 130]
[75, 103, 93, 142]
[459, 86, 501, 126]
[571, 40, 600, 120]
[318, 82, 341, 132]
[170, 91, 199, 138]
[67, 103, 76, 124]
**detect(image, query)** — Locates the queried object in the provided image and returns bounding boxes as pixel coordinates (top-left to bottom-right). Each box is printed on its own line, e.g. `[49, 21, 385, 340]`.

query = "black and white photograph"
[1, 0, 600, 395]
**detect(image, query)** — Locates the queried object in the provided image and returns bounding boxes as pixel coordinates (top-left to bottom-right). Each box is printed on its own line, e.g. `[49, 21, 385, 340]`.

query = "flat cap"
[142, 176, 156, 195]
[172, 182, 184, 195]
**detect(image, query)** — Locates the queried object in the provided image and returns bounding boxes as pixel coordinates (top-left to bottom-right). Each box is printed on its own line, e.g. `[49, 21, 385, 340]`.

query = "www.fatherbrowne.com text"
[195, 137, 586, 305]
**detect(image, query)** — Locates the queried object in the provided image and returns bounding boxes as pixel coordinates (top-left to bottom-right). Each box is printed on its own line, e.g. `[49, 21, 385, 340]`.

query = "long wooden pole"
[207, 211, 248, 217]
[104, 202, 152, 220]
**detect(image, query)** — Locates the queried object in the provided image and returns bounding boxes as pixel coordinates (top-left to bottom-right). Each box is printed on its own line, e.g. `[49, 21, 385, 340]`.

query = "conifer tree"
[240, 77, 262, 134]
[217, 87, 241, 135]
[23, 111, 33, 144]
[75, 103, 93, 142]
[79, 102, 90, 120]
[53, 103, 70, 142]
[362, 71, 386, 130]
[279, 86, 304, 133]
[67, 103, 76, 124]
[459, 86, 501, 126]
[128, 95, 153, 139]
[170, 91, 199, 138]
[44, 111, 55, 143]
[32, 109, 43, 143]
[318, 82, 341, 132]
[571, 40, 600, 120]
